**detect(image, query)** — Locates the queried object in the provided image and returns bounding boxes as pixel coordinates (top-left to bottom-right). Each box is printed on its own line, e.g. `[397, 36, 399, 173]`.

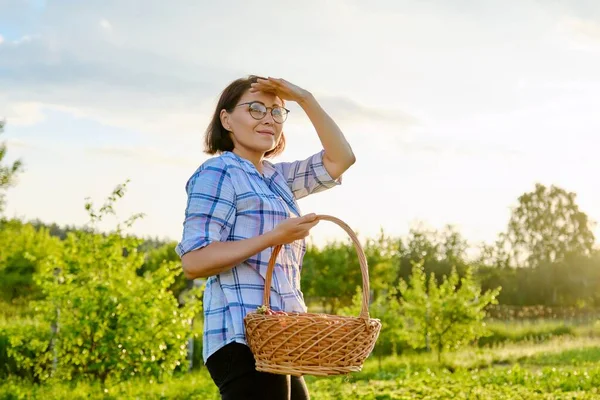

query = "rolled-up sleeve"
[175, 161, 236, 258]
[274, 150, 342, 200]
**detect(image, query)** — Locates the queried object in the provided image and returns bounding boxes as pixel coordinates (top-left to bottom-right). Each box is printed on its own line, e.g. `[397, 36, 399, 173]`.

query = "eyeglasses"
[236, 101, 290, 124]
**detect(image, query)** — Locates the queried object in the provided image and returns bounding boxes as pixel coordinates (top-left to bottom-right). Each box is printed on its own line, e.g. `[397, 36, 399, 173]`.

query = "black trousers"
[205, 342, 310, 400]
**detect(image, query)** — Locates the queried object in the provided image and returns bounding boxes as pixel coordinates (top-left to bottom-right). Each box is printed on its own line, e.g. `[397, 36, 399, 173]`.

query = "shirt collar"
[222, 151, 300, 217]
[223, 151, 277, 179]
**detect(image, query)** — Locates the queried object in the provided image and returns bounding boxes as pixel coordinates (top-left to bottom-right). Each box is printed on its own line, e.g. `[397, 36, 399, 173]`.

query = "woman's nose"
[262, 113, 274, 124]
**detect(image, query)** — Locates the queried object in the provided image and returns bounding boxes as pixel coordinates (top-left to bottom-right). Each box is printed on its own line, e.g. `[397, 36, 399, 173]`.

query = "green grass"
[479, 321, 576, 347]
[3, 337, 600, 399]
[368, 337, 600, 371]
[2, 311, 598, 398]
[0, 372, 220, 400]
[524, 347, 600, 366]
[305, 366, 600, 399]
[485, 319, 600, 336]
[3, 362, 600, 399]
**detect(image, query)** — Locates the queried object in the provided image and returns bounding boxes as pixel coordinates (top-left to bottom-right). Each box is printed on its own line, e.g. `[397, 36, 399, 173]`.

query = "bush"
[7, 183, 202, 383]
[0, 328, 17, 379]
[339, 285, 406, 367]
[400, 262, 501, 362]
[139, 241, 188, 302]
[0, 318, 51, 380]
[0, 220, 62, 302]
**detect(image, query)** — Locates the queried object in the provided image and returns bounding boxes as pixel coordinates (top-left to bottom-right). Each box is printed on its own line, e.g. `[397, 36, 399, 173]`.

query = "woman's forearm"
[298, 93, 356, 179]
[181, 214, 319, 280]
[249, 78, 356, 179]
[181, 231, 277, 280]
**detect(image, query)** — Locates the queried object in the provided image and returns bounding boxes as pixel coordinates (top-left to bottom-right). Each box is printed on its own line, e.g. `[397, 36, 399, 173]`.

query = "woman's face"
[221, 90, 284, 156]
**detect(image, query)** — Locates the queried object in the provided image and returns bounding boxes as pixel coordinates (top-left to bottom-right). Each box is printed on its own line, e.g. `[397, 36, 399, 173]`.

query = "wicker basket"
[244, 215, 382, 376]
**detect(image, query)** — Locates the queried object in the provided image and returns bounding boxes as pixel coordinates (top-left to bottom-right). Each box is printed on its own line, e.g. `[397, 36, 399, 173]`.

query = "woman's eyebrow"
[249, 99, 282, 107]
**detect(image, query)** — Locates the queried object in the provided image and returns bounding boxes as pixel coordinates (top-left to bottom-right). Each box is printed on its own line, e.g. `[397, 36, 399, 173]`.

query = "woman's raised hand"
[250, 77, 312, 103]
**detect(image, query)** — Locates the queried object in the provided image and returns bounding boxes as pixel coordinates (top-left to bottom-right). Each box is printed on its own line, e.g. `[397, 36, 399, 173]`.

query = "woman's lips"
[257, 130, 274, 136]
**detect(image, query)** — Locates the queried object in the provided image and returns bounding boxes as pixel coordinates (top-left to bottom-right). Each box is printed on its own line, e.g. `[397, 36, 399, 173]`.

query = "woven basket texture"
[244, 215, 382, 376]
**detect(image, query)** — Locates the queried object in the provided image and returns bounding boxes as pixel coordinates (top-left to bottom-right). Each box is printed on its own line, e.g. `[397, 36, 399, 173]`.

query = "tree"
[339, 285, 405, 369]
[400, 262, 500, 363]
[396, 224, 470, 287]
[0, 219, 62, 302]
[302, 240, 362, 314]
[363, 229, 400, 300]
[476, 236, 511, 269]
[8, 182, 202, 383]
[139, 240, 188, 301]
[505, 183, 595, 267]
[0, 120, 24, 213]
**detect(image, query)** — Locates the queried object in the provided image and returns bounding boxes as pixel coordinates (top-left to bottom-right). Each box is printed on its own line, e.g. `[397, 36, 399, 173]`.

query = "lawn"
[2, 335, 600, 399]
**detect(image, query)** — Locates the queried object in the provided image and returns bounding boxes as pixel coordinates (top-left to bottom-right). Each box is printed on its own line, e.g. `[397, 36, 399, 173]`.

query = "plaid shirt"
[175, 150, 341, 362]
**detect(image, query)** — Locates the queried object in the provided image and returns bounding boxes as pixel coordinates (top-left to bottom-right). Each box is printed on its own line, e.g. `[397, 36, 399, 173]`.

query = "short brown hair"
[204, 75, 286, 158]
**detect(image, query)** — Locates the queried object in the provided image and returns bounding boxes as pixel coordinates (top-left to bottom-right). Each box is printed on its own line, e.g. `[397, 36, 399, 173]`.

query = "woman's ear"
[220, 109, 231, 132]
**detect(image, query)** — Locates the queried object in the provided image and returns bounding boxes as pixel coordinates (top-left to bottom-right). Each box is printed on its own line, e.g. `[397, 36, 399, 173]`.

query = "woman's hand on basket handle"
[269, 213, 319, 245]
[181, 214, 318, 280]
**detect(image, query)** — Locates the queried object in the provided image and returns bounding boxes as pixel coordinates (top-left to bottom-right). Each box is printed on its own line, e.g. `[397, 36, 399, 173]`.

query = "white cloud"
[557, 17, 600, 52]
[86, 146, 199, 167]
[316, 96, 419, 128]
[99, 18, 113, 32]
[0, 102, 46, 126]
[6, 139, 38, 150]
[0, 27, 418, 137]
[13, 35, 40, 46]
[3, 0, 600, 246]
[0, 34, 4, 45]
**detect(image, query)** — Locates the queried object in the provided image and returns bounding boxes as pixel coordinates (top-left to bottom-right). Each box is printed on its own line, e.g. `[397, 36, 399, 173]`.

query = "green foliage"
[339, 285, 405, 366]
[0, 328, 20, 378]
[302, 240, 362, 313]
[369, 289, 405, 361]
[524, 346, 600, 366]
[139, 241, 188, 301]
[400, 262, 501, 362]
[7, 182, 202, 383]
[1, 319, 52, 381]
[140, 241, 180, 274]
[395, 225, 470, 288]
[302, 228, 401, 315]
[4, 340, 600, 399]
[477, 252, 600, 306]
[0, 220, 62, 301]
[26, 219, 95, 241]
[0, 121, 24, 214]
[0, 369, 219, 399]
[362, 230, 400, 299]
[505, 183, 596, 267]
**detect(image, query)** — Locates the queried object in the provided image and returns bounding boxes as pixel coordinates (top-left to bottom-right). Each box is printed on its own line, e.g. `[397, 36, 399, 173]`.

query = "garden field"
[2, 323, 600, 399]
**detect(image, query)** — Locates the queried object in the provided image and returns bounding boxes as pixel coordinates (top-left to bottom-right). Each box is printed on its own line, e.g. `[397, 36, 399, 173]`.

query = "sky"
[1, 0, 599, 250]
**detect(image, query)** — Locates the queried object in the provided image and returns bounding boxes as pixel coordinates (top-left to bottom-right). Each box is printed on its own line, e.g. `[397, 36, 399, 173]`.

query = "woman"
[175, 75, 356, 399]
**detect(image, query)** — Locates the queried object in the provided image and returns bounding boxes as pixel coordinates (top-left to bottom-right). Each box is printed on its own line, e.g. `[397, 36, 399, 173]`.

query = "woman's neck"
[232, 147, 264, 174]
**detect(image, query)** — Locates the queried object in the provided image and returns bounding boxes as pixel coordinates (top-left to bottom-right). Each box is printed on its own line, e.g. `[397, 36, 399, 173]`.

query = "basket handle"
[263, 214, 371, 320]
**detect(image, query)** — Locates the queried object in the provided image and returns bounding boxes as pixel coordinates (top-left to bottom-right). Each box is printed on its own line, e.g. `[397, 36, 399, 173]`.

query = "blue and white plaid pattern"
[175, 150, 341, 362]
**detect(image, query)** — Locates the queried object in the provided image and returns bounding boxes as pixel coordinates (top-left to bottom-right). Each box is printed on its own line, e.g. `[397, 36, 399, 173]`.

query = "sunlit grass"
[3, 336, 600, 399]
[524, 346, 600, 366]
[2, 311, 600, 399]
[353, 336, 600, 375]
